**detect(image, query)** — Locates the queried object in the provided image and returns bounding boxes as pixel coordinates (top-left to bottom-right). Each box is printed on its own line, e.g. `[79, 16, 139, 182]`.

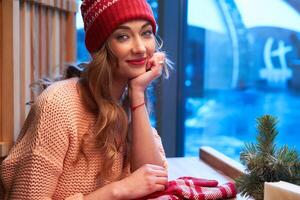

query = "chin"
[130, 69, 146, 79]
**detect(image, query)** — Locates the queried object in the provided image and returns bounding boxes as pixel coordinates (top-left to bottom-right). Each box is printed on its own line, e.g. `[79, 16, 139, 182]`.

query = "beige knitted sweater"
[0, 78, 167, 200]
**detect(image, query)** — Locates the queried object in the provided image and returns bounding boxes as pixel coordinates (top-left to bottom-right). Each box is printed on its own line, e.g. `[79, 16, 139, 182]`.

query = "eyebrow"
[115, 22, 152, 31]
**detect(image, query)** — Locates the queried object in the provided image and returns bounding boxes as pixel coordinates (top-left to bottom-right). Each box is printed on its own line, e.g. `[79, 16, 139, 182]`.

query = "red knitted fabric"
[140, 176, 237, 200]
[81, 0, 157, 53]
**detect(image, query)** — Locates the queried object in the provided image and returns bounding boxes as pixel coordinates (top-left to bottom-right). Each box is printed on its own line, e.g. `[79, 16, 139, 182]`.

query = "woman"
[1, 0, 172, 199]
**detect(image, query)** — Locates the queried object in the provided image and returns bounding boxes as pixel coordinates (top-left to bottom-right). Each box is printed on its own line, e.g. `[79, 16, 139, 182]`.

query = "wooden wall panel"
[53, 9, 60, 77]
[20, 2, 32, 123]
[0, 0, 78, 156]
[0, 0, 2, 143]
[20, 1, 26, 127]
[13, 1, 21, 141]
[47, 8, 54, 78]
[22, 0, 77, 12]
[65, 12, 76, 63]
[60, 12, 66, 74]
[2, 0, 15, 148]
[31, 3, 39, 100]
[39, 6, 47, 78]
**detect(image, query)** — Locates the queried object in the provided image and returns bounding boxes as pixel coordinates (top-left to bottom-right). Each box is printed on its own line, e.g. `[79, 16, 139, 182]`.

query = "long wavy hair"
[31, 35, 172, 181]
[77, 42, 130, 181]
[76, 36, 172, 180]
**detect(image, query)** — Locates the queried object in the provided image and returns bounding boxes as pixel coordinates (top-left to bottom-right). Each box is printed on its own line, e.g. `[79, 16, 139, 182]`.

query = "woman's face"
[107, 20, 156, 80]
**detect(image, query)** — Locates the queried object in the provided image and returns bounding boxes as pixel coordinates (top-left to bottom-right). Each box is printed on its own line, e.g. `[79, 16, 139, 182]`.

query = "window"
[184, 0, 300, 159]
[76, 1, 90, 63]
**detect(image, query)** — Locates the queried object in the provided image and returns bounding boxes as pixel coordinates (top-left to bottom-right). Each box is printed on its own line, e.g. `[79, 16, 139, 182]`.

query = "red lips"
[126, 57, 147, 66]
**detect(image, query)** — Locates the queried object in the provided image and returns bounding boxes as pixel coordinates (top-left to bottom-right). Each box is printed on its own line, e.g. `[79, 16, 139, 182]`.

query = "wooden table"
[166, 147, 250, 200]
[167, 157, 232, 183]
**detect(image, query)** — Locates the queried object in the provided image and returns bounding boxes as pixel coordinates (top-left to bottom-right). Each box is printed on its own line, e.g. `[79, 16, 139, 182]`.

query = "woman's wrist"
[110, 181, 126, 200]
[129, 89, 145, 106]
[112, 180, 129, 199]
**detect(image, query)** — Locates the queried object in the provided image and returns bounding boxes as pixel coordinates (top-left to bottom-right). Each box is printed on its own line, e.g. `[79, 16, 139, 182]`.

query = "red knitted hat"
[81, 0, 157, 53]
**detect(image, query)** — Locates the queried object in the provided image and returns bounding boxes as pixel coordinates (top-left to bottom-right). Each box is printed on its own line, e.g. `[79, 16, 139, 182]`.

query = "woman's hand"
[129, 52, 165, 93]
[129, 52, 165, 105]
[116, 164, 168, 199]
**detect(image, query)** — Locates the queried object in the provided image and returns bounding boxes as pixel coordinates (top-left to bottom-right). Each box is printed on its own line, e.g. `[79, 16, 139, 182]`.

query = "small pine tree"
[235, 115, 300, 200]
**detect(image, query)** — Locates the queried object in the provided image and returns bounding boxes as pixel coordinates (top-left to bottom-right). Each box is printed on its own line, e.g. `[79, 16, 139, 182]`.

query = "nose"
[131, 36, 146, 54]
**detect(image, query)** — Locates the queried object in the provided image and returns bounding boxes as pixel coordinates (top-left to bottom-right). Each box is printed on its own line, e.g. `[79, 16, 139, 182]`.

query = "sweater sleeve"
[1, 88, 83, 200]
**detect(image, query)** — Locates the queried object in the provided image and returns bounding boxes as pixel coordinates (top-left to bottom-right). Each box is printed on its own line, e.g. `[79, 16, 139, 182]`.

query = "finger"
[151, 65, 163, 78]
[146, 164, 166, 171]
[156, 53, 166, 65]
[148, 53, 165, 68]
[154, 56, 165, 67]
[155, 177, 168, 185]
[150, 168, 168, 178]
[154, 184, 166, 192]
[146, 59, 154, 71]
[155, 52, 166, 60]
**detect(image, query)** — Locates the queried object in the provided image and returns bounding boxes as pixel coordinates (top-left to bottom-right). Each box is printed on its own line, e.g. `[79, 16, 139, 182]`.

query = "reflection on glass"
[185, 0, 300, 160]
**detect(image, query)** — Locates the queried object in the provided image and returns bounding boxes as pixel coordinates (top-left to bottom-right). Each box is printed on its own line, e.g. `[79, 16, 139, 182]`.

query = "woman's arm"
[129, 52, 167, 171]
[85, 164, 167, 200]
[130, 90, 166, 171]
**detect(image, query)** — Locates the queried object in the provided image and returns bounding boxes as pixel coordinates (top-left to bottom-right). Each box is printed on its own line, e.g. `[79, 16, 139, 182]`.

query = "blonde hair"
[77, 43, 129, 181]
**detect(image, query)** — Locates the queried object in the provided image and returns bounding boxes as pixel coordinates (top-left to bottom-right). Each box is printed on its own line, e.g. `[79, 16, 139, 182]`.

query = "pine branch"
[256, 115, 278, 156]
[236, 115, 300, 199]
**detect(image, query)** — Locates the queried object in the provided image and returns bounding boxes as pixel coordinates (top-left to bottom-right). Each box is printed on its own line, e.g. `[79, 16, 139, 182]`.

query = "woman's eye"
[142, 30, 153, 37]
[116, 34, 129, 41]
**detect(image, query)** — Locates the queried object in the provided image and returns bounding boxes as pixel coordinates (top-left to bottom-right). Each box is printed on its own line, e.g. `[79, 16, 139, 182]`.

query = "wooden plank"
[199, 146, 246, 179]
[50, 8, 56, 78]
[65, 12, 76, 63]
[47, 8, 54, 78]
[22, 2, 32, 120]
[0, 0, 2, 142]
[13, 1, 21, 141]
[39, 6, 47, 78]
[30, 3, 40, 99]
[61, 0, 67, 11]
[53, 9, 60, 77]
[20, 1, 26, 125]
[167, 157, 232, 183]
[1, 0, 21, 145]
[1, 0, 15, 146]
[23, 0, 77, 13]
[28, 3, 35, 102]
[60, 12, 67, 74]
[45, 7, 50, 77]
[0, 142, 10, 158]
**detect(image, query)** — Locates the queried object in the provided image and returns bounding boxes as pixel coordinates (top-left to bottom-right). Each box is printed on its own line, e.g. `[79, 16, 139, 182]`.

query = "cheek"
[111, 48, 127, 61]
[107, 40, 128, 61]
[145, 38, 156, 54]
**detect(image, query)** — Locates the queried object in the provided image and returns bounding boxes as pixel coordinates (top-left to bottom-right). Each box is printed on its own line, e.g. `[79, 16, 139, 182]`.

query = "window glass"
[76, 1, 90, 63]
[185, 0, 300, 159]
